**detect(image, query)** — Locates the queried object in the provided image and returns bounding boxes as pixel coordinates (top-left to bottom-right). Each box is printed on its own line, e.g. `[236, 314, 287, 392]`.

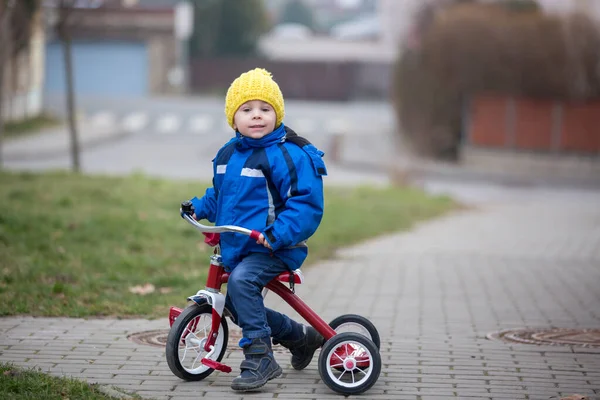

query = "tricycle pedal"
[201, 358, 232, 373]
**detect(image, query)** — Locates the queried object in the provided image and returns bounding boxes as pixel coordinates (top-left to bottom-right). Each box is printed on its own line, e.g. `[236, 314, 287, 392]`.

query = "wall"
[190, 58, 393, 101]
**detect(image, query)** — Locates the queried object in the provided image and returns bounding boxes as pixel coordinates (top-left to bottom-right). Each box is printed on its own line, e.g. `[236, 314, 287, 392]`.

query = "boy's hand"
[257, 233, 272, 250]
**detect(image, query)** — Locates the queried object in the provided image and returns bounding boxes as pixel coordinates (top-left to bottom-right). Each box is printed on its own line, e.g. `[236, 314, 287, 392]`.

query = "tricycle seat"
[276, 269, 304, 285]
[203, 232, 305, 286]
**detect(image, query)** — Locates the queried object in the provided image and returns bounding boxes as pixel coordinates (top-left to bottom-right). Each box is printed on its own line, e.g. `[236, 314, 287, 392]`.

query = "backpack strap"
[284, 126, 312, 147]
[283, 126, 327, 177]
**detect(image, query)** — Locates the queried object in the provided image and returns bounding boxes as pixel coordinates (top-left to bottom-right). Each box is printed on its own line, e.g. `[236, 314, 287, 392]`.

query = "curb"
[3, 128, 131, 162]
[405, 162, 600, 190]
[334, 157, 600, 190]
[96, 385, 136, 399]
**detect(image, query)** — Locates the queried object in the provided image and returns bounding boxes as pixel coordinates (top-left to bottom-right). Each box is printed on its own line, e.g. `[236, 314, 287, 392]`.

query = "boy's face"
[233, 100, 277, 139]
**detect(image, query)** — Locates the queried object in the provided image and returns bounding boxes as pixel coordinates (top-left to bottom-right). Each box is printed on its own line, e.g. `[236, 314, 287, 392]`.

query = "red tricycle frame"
[170, 250, 337, 353]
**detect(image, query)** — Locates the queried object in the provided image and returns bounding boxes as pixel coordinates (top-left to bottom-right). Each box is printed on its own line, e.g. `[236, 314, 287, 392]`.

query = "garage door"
[45, 40, 148, 96]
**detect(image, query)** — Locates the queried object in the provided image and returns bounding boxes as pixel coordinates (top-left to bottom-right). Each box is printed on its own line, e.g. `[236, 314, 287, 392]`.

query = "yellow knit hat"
[224, 68, 285, 130]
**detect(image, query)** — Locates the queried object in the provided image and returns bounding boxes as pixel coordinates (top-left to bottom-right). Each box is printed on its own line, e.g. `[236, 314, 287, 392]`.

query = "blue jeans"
[225, 253, 297, 341]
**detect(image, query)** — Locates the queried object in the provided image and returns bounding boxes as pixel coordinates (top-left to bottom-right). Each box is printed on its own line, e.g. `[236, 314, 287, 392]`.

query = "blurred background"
[1, 0, 600, 187]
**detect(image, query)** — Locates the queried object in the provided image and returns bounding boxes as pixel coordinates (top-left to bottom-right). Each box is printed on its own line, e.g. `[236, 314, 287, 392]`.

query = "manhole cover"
[487, 328, 600, 348]
[127, 329, 289, 354]
[128, 329, 243, 349]
[128, 329, 171, 348]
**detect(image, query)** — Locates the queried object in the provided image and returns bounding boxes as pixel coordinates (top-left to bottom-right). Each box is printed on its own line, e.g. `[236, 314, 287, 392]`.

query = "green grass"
[4, 114, 61, 138]
[0, 171, 455, 319]
[0, 362, 139, 400]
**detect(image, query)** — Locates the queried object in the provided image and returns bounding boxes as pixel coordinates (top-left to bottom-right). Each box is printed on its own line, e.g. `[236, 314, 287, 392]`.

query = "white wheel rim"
[334, 322, 373, 341]
[178, 314, 225, 374]
[325, 340, 374, 389]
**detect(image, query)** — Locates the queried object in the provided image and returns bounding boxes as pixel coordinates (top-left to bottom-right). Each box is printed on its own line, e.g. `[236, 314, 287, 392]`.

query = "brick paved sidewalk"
[1, 187, 600, 400]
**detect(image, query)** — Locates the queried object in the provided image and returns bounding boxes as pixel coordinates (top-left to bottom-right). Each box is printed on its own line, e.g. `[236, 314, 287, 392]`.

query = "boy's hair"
[224, 68, 285, 130]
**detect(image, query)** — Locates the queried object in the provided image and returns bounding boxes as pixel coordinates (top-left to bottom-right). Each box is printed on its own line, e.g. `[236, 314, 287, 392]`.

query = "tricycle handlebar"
[180, 208, 262, 241]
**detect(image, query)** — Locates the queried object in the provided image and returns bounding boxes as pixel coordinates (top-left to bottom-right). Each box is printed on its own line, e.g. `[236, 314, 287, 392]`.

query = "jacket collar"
[236, 123, 286, 149]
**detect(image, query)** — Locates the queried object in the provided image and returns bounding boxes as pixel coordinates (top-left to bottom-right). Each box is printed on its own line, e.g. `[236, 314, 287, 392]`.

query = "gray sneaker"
[274, 326, 325, 370]
[231, 337, 282, 391]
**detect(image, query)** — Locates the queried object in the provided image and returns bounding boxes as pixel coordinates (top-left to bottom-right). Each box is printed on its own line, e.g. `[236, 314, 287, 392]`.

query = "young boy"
[188, 68, 327, 391]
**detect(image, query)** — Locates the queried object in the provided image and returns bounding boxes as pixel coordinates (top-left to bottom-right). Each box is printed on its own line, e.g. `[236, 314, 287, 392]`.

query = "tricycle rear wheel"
[318, 332, 381, 395]
[329, 314, 381, 349]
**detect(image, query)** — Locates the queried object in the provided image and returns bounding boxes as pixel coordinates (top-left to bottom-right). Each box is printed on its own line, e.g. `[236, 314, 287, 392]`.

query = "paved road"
[44, 95, 396, 137]
[9, 95, 595, 191]
[1, 186, 599, 399]
[5, 95, 396, 186]
[49, 94, 397, 168]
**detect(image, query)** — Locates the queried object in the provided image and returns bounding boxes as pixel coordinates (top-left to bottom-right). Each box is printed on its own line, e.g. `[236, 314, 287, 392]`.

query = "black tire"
[329, 314, 381, 350]
[166, 303, 229, 381]
[318, 332, 381, 395]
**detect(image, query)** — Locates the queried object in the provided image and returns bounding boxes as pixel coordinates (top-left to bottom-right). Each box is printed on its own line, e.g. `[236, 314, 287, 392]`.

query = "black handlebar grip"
[181, 201, 194, 215]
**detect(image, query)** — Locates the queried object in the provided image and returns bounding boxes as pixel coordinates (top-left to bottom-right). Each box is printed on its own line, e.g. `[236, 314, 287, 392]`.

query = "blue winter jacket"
[189, 123, 327, 271]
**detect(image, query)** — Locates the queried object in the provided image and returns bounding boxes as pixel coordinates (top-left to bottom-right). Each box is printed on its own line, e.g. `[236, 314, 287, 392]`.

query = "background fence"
[466, 96, 600, 155]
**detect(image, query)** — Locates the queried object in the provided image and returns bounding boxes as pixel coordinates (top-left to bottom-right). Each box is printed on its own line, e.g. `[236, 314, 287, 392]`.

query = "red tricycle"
[166, 201, 382, 395]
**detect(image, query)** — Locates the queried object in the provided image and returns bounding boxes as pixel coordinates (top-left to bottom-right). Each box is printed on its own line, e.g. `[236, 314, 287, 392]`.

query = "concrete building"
[2, 7, 45, 123]
[259, 0, 426, 63]
[536, 0, 600, 19]
[44, 0, 180, 97]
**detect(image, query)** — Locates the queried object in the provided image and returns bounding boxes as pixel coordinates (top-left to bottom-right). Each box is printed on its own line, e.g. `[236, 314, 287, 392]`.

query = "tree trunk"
[23, 51, 32, 119]
[62, 30, 80, 172]
[0, 58, 5, 168]
[9, 50, 17, 120]
[0, 2, 14, 168]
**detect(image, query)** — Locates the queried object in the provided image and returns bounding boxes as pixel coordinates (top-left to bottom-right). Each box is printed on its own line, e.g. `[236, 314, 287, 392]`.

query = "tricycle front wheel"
[165, 303, 228, 381]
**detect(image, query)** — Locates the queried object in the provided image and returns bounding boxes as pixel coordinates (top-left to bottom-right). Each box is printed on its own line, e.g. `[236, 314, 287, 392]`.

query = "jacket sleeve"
[262, 146, 326, 251]
[190, 185, 217, 223]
